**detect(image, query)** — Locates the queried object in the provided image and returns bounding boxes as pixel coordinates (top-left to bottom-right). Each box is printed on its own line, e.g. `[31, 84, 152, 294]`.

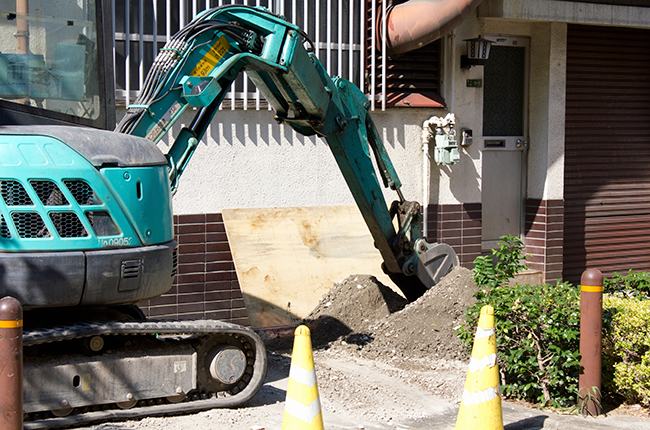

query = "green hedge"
[604, 270, 650, 298]
[459, 236, 650, 408]
[603, 295, 650, 406]
[457, 236, 581, 407]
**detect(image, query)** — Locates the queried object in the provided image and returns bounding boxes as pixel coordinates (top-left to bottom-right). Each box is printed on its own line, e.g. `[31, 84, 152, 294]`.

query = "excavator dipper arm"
[116, 5, 458, 300]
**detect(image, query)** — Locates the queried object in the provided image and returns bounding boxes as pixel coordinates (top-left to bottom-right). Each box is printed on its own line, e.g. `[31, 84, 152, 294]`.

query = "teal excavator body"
[1, 4, 456, 310]
[0, 126, 176, 308]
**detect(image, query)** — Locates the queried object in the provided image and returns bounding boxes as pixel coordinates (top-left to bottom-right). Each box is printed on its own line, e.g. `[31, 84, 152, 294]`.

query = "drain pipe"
[421, 118, 437, 238]
[380, 0, 484, 57]
[422, 135, 430, 238]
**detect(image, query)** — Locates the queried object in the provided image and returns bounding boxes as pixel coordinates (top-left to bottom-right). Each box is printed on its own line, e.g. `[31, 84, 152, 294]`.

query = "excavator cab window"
[0, 0, 114, 129]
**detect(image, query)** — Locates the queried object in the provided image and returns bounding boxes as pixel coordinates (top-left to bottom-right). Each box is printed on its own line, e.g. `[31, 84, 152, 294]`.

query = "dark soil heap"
[306, 275, 408, 345]
[305, 266, 480, 361]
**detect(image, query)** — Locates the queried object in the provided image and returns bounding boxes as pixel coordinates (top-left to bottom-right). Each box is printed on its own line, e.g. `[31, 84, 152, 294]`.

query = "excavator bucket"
[384, 242, 459, 302]
[416, 243, 459, 289]
[382, 243, 460, 302]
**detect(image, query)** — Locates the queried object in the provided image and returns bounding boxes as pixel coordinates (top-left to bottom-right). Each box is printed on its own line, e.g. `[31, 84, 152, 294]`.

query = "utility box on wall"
[423, 113, 459, 166]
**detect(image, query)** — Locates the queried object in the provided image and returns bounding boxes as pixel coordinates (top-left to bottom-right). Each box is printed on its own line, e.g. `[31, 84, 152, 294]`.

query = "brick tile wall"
[525, 199, 564, 283]
[138, 213, 250, 326]
[427, 203, 482, 267]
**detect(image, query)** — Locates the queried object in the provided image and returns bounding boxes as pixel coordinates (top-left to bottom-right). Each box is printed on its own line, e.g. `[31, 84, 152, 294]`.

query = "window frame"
[0, 0, 116, 130]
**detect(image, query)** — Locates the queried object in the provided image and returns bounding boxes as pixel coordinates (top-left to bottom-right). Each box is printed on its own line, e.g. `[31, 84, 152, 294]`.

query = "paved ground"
[77, 268, 650, 430]
[83, 349, 650, 430]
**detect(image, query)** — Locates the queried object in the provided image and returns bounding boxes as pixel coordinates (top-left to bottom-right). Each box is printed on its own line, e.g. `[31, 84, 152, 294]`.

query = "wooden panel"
[222, 206, 399, 329]
[563, 24, 650, 282]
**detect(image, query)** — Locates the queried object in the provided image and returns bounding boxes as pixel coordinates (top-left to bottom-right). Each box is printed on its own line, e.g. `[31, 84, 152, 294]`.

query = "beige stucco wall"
[124, 1, 650, 216]
[136, 107, 439, 215]
[529, 22, 567, 202]
[435, 12, 484, 206]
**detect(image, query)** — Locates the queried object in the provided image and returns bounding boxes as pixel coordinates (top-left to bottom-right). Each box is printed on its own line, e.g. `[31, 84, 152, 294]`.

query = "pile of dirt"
[304, 266, 480, 362]
[360, 266, 480, 361]
[305, 275, 408, 346]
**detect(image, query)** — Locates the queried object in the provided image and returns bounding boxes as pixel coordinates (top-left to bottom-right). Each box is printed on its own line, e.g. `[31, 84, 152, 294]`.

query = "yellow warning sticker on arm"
[190, 35, 230, 77]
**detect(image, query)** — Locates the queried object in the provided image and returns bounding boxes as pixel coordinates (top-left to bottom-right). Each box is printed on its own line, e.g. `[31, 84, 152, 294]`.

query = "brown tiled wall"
[138, 213, 250, 326]
[427, 203, 482, 267]
[525, 199, 564, 283]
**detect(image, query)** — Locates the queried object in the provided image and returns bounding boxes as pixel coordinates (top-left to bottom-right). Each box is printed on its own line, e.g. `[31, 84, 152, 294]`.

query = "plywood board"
[222, 206, 400, 329]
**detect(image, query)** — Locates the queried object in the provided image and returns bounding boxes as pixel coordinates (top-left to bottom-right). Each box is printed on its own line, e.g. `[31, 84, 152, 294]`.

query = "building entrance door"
[481, 35, 529, 251]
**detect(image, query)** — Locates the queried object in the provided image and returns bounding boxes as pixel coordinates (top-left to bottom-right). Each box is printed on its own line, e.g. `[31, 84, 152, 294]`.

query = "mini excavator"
[0, 3, 458, 427]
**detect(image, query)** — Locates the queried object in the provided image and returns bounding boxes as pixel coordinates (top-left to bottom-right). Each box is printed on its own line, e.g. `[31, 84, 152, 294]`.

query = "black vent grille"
[0, 214, 11, 239]
[1, 180, 33, 206]
[30, 180, 69, 206]
[64, 180, 100, 205]
[11, 212, 51, 238]
[0, 177, 119, 244]
[171, 247, 178, 277]
[85, 211, 120, 236]
[49, 212, 88, 238]
[121, 260, 142, 278]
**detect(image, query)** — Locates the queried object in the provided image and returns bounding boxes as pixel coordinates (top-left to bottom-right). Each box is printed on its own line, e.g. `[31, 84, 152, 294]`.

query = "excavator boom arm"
[116, 5, 457, 299]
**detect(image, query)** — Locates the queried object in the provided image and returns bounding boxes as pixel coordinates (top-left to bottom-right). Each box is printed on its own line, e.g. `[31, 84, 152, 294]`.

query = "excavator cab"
[0, 0, 175, 311]
[0, 0, 114, 129]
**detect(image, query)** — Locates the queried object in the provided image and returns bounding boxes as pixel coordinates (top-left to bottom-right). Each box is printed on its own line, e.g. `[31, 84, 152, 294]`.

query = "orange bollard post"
[0, 297, 23, 430]
[578, 269, 603, 416]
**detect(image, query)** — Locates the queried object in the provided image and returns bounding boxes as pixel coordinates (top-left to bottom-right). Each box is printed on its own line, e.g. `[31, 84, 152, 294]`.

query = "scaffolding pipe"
[16, 0, 29, 54]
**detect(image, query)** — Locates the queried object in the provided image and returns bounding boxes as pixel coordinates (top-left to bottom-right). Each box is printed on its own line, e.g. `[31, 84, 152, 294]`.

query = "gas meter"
[422, 113, 460, 166]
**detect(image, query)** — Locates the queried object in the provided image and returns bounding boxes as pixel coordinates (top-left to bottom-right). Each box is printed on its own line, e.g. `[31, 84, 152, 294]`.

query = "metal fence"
[111, 0, 388, 110]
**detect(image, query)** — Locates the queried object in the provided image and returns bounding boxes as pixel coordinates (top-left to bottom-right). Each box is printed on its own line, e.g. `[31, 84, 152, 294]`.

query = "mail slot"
[484, 139, 506, 148]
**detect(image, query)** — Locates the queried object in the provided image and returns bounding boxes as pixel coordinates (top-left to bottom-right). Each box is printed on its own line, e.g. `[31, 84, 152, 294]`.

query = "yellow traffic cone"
[282, 325, 324, 430]
[455, 305, 503, 430]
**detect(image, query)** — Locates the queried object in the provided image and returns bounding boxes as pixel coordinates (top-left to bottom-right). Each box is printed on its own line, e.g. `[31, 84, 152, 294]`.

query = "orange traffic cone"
[455, 305, 503, 430]
[282, 325, 324, 430]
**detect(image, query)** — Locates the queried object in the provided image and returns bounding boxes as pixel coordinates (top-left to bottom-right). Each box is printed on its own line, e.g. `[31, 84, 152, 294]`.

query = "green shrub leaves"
[457, 236, 581, 407]
[603, 295, 650, 406]
[458, 236, 650, 408]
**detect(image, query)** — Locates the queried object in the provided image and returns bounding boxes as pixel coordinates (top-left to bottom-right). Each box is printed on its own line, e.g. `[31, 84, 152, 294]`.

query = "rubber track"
[23, 320, 268, 430]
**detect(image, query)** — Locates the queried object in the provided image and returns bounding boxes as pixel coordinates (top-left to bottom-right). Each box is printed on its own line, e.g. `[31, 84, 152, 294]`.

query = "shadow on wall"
[207, 111, 323, 148]
[199, 108, 457, 154]
[204, 109, 413, 150]
[378, 122, 407, 150]
[431, 150, 481, 206]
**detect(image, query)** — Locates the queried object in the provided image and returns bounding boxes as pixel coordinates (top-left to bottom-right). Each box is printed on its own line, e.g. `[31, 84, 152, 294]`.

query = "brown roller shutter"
[564, 24, 650, 283]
